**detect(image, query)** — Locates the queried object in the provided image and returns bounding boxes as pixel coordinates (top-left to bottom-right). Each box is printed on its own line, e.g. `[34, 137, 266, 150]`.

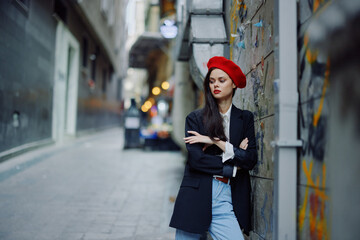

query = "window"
[91, 46, 100, 82]
[82, 37, 88, 67]
[102, 69, 107, 92]
[91, 59, 96, 82]
[108, 66, 114, 82]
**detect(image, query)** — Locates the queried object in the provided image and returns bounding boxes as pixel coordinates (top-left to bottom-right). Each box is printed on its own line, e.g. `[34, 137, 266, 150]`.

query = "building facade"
[172, 0, 360, 239]
[0, 0, 127, 158]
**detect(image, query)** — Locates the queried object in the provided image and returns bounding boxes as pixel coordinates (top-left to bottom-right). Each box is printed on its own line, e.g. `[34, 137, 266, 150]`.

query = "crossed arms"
[184, 111, 257, 177]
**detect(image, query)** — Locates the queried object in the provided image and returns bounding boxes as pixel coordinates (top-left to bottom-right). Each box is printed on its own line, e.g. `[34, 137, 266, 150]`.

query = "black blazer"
[169, 105, 258, 235]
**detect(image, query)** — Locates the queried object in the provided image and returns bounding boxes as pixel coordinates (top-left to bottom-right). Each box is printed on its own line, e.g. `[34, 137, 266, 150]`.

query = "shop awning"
[129, 32, 168, 68]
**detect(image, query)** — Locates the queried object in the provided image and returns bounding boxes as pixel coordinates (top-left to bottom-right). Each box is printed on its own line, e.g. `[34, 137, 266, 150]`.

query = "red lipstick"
[213, 90, 221, 94]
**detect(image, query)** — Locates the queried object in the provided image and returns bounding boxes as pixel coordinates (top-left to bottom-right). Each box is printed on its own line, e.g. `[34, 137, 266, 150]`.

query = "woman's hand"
[184, 131, 225, 151]
[239, 137, 248, 150]
[184, 131, 214, 145]
[237, 138, 249, 170]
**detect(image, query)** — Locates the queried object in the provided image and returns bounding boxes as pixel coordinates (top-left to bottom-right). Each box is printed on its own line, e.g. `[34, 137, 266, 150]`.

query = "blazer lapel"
[229, 105, 244, 147]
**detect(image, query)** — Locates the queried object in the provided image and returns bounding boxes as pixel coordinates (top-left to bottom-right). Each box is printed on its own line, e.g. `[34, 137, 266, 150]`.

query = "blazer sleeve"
[232, 111, 258, 170]
[185, 112, 234, 177]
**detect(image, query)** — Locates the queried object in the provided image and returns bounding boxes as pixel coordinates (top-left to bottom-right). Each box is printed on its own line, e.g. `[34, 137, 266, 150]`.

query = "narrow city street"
[0, 128, 184, 240]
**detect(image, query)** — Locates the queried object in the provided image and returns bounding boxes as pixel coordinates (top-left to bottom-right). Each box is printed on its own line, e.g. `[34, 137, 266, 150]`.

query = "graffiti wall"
[228, 0, 275, 239]
[298, 0, 331, 239]
[226, 0, 360, 239]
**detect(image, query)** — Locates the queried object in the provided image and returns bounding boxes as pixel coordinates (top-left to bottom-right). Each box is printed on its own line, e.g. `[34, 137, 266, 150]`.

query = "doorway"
[52, 22, 79, 143]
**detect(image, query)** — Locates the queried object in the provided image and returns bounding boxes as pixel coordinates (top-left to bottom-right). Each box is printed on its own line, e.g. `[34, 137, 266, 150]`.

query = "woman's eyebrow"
[210, 75, 226, 79]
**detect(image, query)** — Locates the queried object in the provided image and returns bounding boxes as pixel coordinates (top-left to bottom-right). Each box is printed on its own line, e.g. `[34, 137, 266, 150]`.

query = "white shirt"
[219, 105, 237, 177]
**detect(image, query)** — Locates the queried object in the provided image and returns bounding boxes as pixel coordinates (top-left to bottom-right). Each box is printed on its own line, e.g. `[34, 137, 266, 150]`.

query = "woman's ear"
[232, 82, 236, 89]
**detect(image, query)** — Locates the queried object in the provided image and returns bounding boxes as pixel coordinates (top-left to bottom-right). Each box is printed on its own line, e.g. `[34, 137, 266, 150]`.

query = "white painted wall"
[52, 22, 80, 143]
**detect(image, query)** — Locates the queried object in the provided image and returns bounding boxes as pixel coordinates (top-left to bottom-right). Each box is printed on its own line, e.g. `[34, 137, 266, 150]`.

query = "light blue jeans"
[176, 178, 244, 240]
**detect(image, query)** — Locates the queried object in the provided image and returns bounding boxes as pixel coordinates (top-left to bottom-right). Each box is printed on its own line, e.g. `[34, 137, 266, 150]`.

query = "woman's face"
[209, 68, 236, 101]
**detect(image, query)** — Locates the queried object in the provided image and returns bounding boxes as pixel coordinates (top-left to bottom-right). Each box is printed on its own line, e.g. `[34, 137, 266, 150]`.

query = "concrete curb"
[0, 139, 54, 163]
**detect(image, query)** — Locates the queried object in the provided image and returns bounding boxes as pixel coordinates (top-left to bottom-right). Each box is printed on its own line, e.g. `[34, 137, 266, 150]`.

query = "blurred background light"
[152, 87, 161, 95]
[161, 81, 170, 90]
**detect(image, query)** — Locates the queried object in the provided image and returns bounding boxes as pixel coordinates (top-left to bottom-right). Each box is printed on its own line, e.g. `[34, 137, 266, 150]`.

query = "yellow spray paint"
[299, 160, 329, 239]
[313, 59, 330, 127]
[230, 0, 246, 60]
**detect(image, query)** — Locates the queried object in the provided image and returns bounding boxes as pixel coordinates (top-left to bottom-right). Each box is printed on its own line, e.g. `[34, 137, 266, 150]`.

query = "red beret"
[207, 56, 246, 88]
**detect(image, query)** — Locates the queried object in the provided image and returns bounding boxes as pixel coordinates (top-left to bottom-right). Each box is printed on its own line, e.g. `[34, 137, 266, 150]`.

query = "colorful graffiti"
[299, 0, 331, 162]
[229, 0, 245, 60]
[299, 52, 330, 162]
[298, 0, 332, 239]
[299, 160, 329, 240]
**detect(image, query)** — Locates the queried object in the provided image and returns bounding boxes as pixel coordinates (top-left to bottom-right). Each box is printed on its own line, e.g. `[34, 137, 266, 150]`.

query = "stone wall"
[228, 0, 275, 239]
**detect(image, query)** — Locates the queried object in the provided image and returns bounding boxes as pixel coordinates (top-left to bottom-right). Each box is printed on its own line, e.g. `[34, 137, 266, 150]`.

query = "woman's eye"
[220, 79, 225, 83]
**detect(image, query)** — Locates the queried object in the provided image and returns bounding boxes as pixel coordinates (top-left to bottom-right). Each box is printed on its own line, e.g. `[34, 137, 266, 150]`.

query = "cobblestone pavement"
[0, 128, 184, 240]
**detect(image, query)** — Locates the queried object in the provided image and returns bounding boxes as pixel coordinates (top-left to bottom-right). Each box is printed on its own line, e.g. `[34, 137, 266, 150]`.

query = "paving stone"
[0, 128, 183, 240]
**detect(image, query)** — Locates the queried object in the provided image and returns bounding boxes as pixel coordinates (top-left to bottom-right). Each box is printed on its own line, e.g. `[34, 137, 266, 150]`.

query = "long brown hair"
[202, 68, 236, 141]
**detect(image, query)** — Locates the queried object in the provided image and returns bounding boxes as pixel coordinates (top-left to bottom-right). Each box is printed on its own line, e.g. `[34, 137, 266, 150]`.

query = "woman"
[170, 56, 258, 240]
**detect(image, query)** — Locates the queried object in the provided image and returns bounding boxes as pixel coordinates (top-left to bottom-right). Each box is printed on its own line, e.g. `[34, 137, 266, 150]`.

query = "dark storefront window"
[102, 69, 107, 92]
[91, 46, 99, 82]
[82, 37, 88, 68]
[91, 59, 96, 82]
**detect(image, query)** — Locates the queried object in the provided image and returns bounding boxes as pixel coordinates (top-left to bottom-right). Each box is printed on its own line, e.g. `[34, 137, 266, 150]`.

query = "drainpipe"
[273, 0, 302, 239]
